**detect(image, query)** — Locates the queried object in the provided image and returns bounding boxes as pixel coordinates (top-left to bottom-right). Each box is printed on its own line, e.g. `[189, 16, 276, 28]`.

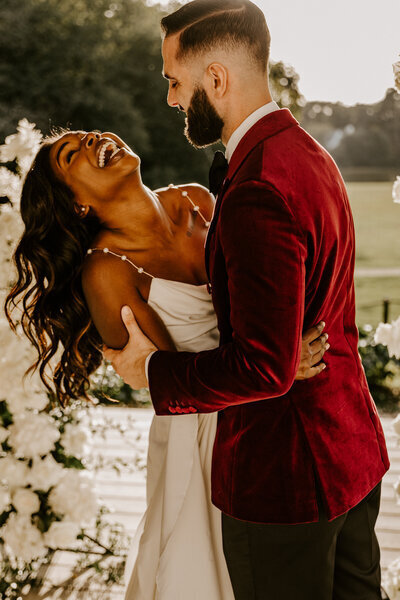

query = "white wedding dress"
[124, 277, 235, 600]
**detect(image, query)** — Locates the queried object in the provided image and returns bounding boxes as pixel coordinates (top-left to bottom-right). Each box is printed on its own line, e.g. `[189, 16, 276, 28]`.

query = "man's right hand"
[295, 321, 329, 380]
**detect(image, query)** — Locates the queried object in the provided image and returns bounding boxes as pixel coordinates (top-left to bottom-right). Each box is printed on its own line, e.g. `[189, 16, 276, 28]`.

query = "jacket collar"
[226, 108, 299, 183]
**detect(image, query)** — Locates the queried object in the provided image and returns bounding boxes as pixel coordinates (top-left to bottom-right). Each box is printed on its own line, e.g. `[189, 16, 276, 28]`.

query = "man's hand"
[102, 306, 157, 389]
[295, 321, 329, 381]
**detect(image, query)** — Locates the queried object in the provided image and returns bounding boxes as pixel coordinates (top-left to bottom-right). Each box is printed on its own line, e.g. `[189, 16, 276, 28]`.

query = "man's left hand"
[102, 306, 157, 389]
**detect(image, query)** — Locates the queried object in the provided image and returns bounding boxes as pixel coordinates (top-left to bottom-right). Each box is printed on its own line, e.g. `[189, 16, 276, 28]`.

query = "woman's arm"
[81, 252, 176, 352]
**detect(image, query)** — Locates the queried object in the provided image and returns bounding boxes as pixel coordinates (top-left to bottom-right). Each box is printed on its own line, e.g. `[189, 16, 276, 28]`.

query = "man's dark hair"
[161, 0, 270, 72]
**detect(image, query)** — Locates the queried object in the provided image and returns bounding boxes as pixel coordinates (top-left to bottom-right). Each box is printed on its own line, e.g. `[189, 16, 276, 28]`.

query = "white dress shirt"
[144, 101, 281, 383]
[225, 100, 280, 163]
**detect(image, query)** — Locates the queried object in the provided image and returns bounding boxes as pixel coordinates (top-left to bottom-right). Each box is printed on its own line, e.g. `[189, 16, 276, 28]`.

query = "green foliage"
[301, 90, 400, 177]
[269, 61, 305, 120]
[0, 0, 304, 190]
[358, 325, 400, 413]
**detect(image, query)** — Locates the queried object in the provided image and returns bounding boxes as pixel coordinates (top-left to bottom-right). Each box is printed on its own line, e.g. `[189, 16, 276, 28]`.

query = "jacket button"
[188, 406, 197, 413]
[175, 406, 183, 413]
[169, 406, 177, 414]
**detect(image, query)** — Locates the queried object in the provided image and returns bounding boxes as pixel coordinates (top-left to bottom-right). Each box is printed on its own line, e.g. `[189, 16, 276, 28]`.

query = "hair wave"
[4, 138, 106, 407]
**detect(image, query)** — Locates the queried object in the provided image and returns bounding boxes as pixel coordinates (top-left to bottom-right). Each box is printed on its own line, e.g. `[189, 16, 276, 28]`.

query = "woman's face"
[49, 131, 141, 209]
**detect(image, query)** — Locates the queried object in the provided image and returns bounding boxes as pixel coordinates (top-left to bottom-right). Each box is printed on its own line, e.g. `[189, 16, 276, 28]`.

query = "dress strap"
[86, 247, 155, 279]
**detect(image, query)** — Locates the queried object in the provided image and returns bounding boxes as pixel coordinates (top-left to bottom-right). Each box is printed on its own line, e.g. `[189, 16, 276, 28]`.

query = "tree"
[0, 0, 304, 188]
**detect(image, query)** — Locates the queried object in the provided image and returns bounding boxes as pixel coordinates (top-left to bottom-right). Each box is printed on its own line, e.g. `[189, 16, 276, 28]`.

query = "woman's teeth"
[98, 142, 120, 168]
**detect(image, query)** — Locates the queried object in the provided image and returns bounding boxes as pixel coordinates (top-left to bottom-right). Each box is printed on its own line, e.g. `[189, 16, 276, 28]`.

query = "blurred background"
[1, 0, 399, 329]
[1, 4, 400, 594]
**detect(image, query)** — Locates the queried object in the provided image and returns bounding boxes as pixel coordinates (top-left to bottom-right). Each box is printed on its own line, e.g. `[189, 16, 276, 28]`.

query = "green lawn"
[348, 182, 400, 270]
[346, 182, 400, 326]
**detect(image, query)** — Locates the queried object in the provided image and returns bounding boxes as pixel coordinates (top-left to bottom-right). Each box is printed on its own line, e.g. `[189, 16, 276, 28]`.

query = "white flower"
[12, 487, 40, 515]
[393, 176, 400, 204]
[393, 60, 400, 94]
[0, 456, 29, 488]
[0, 426, 9, 444]
[7, 412, 60, 458]
[374, 317, 400, 359]
[61, 422, 91, 457]
[393, 414, 400, 437]
[0, 167, 22, 205]
[0, 119, 42, 174]
[0, 313, 45, 408]
[383, 556, 400, 600]
[0, 486, 11, 512]
[44, 521, 81, 549]
[1, 512, 47, 562]
[6, 392, 50, 415]
[27, 455, 64, 492]
[49, 470, 98, 525]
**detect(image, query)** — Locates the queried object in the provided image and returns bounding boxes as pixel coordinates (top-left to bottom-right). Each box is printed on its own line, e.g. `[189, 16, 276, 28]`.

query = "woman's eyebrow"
[56, 141, 68, 167]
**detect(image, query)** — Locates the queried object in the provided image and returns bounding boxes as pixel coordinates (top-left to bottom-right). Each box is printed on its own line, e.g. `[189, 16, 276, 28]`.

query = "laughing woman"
[4, 130, 328, 599]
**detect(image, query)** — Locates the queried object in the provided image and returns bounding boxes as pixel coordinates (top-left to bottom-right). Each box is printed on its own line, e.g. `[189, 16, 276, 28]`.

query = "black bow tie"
[209, 151, 228, 197]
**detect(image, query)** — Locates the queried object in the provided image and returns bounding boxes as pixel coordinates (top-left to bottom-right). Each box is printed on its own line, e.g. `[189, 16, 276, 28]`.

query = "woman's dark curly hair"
[4, 135, 109, 407]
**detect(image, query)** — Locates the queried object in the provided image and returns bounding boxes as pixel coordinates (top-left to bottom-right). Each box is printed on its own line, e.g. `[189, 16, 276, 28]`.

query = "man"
[104, 1, 389, 597]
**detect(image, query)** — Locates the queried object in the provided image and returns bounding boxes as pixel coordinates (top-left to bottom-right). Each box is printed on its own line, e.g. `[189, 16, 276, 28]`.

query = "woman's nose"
[84, 132, 100, 148]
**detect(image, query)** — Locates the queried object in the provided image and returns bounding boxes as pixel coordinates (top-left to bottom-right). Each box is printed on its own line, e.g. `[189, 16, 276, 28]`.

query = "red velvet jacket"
[148, 109, 389, 524]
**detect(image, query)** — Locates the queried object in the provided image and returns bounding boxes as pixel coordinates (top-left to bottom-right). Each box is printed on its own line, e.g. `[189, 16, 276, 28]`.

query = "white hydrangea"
[1, 512, 47, 562]
[0, 456, 29, 488]
[0, 167, 22, 207]
[374, 317, 400, 359]
[383, 556, 400, 599]
[393, 176, 400, 204]
[12, 487, 40, 516]
[49, 470, 98, 525]
[0, 119, 42, 175]
[27, 455, 65, 492]
[393, 414, 400, 437]
[61, 422, 91, 458]
[7, 412, 60, 458]
[44, 520, 81, 550]
[0, 312, 46, 410]
[0, 486, 11, 513]
[394, 60, 400, 94]
[0, 210, 22, 271]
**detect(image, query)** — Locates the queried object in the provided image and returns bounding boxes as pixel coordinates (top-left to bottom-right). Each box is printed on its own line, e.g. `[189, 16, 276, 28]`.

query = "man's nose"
[167, 89, 178, 108]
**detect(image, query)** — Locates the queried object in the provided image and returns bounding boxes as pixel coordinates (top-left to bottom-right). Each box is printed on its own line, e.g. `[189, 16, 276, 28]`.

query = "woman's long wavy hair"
[4, 135, 108, 407]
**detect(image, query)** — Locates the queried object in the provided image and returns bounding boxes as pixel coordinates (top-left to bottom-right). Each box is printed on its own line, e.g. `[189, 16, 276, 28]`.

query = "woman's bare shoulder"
[81, 249, 143, 301]
[155, 182, 215, 216]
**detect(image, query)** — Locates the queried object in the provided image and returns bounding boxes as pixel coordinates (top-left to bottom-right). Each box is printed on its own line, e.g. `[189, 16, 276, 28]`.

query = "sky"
[150, 0, 400, 106]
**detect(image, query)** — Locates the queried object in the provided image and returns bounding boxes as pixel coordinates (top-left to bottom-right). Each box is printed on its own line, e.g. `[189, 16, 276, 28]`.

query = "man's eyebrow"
[56, 141, 68, 167]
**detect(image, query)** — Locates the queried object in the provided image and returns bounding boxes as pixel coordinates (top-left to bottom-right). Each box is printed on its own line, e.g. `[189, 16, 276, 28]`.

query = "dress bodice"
[85, 245, 220, 352]
[147, 278, 219, 352]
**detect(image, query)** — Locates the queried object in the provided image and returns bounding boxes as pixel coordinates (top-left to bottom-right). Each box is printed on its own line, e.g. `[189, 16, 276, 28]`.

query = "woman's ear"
[206, 62, 228, 99]
[74, 203, 89, 218]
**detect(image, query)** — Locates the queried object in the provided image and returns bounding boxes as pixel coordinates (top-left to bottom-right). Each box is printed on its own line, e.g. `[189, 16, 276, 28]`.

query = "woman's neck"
[95, 182, 177, 253]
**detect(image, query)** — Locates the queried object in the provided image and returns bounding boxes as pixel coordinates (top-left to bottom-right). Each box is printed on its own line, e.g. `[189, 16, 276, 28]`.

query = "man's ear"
[206, 62, 228, 99]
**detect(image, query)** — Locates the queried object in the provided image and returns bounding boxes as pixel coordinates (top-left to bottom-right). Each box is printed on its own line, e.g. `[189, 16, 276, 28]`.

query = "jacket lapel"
[204, 109, 299, 280]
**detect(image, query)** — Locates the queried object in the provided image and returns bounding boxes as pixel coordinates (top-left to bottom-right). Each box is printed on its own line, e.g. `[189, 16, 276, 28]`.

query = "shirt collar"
[225, 101, 280, 163]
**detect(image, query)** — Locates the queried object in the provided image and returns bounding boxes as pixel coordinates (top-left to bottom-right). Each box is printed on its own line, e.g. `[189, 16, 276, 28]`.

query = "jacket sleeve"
[148, 180, 307, 415]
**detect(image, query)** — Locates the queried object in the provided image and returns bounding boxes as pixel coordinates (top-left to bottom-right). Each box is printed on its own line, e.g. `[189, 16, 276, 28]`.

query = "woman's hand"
[295, 321, 329, 380]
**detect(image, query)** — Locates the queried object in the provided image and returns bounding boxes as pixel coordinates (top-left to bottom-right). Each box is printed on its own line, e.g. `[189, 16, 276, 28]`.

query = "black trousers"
[222, 482, 382, 600]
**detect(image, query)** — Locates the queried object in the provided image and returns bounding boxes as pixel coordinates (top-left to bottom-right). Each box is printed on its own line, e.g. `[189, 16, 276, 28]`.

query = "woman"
[5, 130, 328, 599]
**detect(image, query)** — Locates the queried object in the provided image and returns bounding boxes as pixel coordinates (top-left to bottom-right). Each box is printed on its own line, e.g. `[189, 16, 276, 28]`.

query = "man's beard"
[184, 86, 224, 148]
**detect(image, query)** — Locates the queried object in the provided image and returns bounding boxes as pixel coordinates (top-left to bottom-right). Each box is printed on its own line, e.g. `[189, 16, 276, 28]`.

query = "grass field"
[347, 182, 400, 326]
